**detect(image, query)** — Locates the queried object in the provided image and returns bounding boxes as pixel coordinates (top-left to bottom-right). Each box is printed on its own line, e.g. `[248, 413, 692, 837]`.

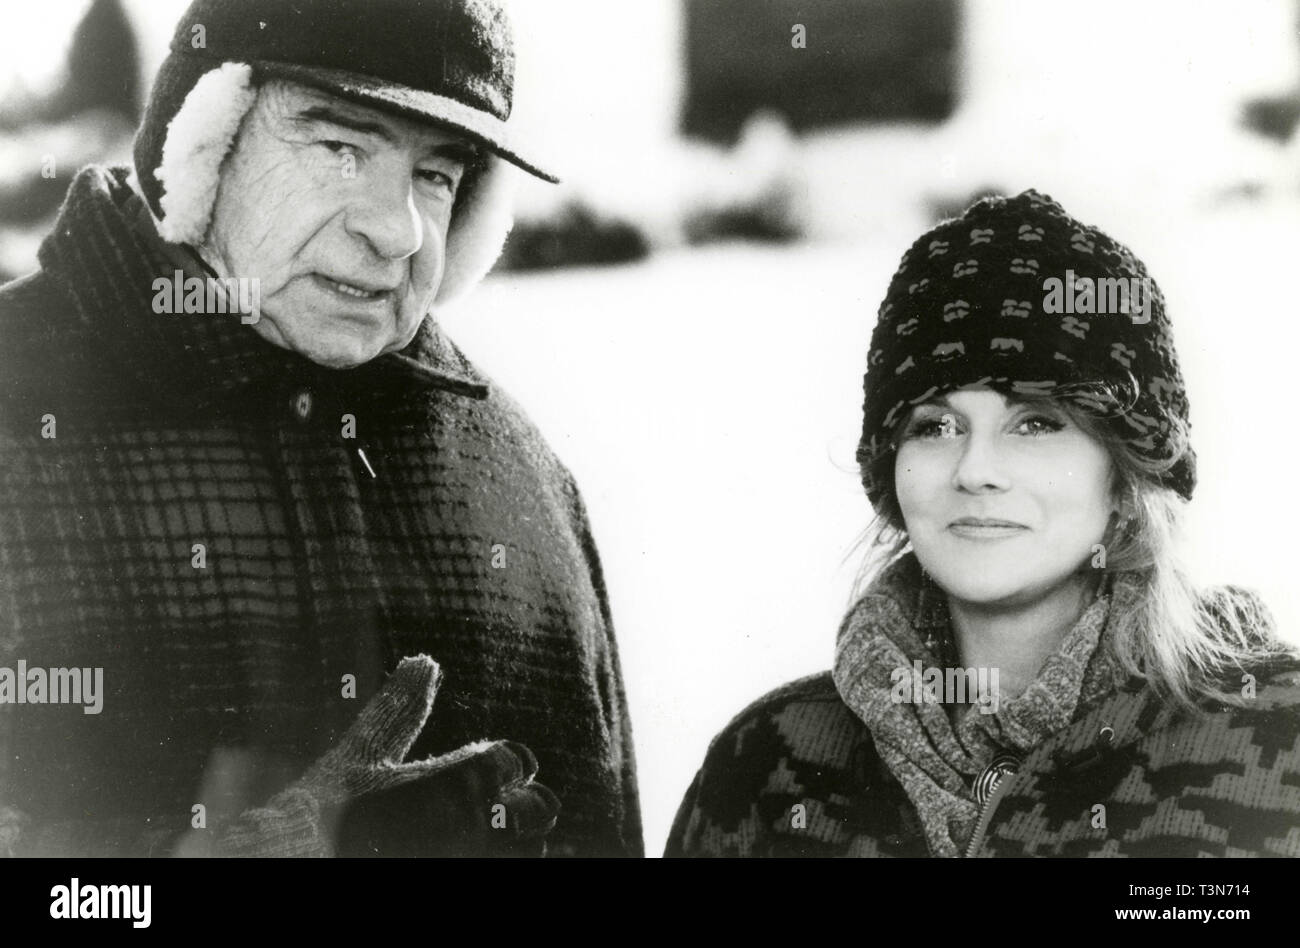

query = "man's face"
[202, 80, 479, 368]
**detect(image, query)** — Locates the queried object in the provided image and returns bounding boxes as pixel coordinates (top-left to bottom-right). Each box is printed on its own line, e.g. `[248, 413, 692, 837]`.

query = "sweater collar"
[36, 165, 489, 414]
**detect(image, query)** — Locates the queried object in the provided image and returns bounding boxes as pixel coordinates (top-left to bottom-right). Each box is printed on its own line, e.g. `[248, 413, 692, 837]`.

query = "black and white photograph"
[1, 0, 1298, 922]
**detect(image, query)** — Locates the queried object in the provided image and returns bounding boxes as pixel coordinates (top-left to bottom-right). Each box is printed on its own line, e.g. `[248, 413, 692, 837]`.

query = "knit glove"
[215, 655, 560, 857]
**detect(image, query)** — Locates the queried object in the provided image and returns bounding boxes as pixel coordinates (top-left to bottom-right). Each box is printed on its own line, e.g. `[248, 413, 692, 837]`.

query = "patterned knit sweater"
[667, 556, 1300, 857]
[0, 166, 643, 857]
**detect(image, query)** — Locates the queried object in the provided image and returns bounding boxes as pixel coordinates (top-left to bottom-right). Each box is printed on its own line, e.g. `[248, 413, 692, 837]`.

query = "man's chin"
[304, 352, 370, 369]
[266, 330, 387, 369]
[251, 319, 390, 369]
[248, 303, 426, 369]
[298, 342, 387, 369]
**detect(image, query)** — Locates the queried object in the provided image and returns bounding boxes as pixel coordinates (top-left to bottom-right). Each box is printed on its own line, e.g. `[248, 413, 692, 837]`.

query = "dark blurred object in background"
[682, 111, 808, 244]
[682, 192, 802, 244]
[1241, 3, 1300, 144]
[1241, 94, 1300, 143]
[500, 201, 651, 272]
[0, 0, 141, 281]
[498, 109, 811, 274]
[683, 0, 959, 143]
[0, 0, 140, 131]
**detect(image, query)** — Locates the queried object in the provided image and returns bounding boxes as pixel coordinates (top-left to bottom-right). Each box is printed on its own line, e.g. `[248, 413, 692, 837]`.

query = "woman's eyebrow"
[912, 395, 953, 410]
[1009, 397, 1063, 413]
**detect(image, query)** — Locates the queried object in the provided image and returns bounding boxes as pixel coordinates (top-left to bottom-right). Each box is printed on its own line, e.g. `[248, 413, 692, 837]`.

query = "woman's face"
[894, 385, 1116, 608]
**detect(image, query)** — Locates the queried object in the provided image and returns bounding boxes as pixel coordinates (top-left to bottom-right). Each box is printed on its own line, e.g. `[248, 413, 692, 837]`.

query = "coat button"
[292, 390, 313, 422]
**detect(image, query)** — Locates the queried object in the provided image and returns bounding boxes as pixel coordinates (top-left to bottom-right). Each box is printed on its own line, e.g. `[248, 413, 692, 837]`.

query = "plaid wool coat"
[0, 166, 642, 857]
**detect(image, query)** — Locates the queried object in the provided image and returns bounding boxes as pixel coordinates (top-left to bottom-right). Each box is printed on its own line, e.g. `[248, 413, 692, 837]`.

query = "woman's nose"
[950, 429, 1012, 493]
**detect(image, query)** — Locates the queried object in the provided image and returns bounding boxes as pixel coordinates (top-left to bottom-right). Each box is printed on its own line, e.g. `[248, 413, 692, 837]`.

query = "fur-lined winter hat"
[857, 189, 1196, 509]
[132, 0, 555, 302]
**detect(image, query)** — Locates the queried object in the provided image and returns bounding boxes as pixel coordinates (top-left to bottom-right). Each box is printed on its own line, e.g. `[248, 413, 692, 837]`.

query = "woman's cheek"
[896, 445, 950, 521]
[893, 451, 921, 524]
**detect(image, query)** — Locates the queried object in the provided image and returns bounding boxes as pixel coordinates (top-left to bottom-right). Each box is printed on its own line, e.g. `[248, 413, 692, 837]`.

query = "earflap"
[435, 153, 519, 304]
[153, 62, 257, 245]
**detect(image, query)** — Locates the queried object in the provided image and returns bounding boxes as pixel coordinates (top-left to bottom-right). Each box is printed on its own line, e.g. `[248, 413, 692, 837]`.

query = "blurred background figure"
[0, 0, 143, 281]
[4, 0, 1298, 854]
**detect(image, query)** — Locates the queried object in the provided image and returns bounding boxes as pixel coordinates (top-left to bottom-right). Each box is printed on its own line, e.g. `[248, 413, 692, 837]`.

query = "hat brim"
[248, 60, 559, 184]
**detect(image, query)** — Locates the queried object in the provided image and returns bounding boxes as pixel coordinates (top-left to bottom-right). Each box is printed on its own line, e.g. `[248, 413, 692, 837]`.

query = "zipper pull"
[972, 753, 1020, 805]
[964, 753, 1021, 857]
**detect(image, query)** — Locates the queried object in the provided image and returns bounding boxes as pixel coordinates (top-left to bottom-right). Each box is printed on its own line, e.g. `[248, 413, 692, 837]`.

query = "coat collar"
[36, 165, 489, 415]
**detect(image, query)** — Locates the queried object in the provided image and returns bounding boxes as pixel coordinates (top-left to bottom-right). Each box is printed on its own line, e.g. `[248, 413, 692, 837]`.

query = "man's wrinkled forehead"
[258, 79, 483, 162]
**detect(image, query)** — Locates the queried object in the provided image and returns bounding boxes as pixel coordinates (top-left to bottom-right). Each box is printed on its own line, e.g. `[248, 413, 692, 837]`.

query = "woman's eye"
[905, 414, 960, 440]
[1014, 414, 1065, 436]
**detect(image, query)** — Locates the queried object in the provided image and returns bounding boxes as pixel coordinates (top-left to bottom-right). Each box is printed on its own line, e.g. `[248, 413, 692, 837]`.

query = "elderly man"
[0, 0, 642, 857]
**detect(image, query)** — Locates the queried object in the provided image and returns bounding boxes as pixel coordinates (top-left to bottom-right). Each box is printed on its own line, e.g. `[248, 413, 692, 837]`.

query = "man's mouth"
[313, 273, 396, 302]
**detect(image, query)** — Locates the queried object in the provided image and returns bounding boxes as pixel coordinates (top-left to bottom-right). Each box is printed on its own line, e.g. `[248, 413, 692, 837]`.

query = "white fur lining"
[156, 62, 257, 245]
[147, 62, 515, 304]
[436, 154, 518, 304]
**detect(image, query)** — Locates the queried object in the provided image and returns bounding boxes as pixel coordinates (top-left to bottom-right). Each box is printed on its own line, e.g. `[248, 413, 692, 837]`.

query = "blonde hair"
[851, 398, 1295, 713]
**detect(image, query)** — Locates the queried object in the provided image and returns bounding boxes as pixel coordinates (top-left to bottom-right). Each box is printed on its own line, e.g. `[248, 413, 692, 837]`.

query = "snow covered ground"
[446, 190, 1300, 854]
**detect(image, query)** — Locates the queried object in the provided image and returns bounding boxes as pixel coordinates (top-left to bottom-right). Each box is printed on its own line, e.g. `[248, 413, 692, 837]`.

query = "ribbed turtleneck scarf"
[833, 553, 1140, 857]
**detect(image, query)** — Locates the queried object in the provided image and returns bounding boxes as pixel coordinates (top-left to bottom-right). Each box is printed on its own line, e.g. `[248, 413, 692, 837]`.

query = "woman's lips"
[948, 518, 1028, 540]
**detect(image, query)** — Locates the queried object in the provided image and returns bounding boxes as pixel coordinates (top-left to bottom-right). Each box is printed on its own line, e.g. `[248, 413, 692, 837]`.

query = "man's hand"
[215, 655, 559, 857]
[336, 738, 560, 857]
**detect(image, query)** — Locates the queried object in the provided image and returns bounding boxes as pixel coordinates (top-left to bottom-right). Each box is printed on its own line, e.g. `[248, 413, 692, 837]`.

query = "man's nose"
[950, 429, 1012, 494]
[345, 171, 424, 260]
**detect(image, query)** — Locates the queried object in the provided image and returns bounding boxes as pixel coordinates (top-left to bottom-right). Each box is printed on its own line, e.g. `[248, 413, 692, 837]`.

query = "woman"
[666, 190, 1300, 857]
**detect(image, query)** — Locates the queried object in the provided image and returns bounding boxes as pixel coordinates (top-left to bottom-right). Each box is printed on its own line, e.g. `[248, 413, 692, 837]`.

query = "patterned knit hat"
[857, 189, 1195, 509]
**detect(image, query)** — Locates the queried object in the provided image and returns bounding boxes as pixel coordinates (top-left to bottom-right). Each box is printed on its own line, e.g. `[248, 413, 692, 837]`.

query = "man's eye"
[416, 169, 456, 192]
[318, 140, 360, 159]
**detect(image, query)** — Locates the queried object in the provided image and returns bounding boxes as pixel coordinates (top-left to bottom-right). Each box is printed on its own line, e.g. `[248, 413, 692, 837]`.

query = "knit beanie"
[130, 0, 554, 303]
[856, 189, 1195, 510]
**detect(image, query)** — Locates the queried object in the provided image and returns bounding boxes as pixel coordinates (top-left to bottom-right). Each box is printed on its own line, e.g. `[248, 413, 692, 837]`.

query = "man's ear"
[435, 154, 518, 305]
[154, 62, 259, 245]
